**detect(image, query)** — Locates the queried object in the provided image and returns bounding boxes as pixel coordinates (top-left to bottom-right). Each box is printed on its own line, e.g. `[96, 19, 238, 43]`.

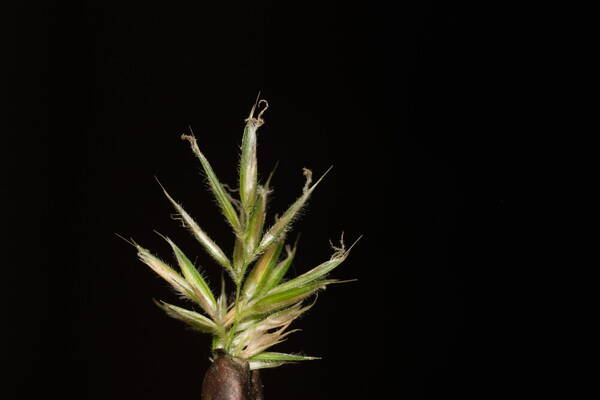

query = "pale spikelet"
[159, 182, 235, 279]
[135, 243, 198, 302]
[268, 234, 362, 295]
[256, 302, 308, 329]
[155, 300, 218, 334]
[248, 352, 320, 370]
[256, 166, 332, 255]
[231, 236, 245, 280]
[244, 183, 269, 257]
[231, 303, 308, 353]
[181, 133, 242, 233]
[261, 239, 298, 294]
[242, 238, 285, 300]
[239, 323, 300, 359]
[249, 280, 332, 315]
[244, 164, 276, 258]
[239, 98, 268, 214]
[215, 275, 229, 326]
[248, 360, 286, 370]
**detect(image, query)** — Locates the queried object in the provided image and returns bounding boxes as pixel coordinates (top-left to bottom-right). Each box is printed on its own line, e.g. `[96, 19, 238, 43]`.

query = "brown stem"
[201, 350, 264, 400]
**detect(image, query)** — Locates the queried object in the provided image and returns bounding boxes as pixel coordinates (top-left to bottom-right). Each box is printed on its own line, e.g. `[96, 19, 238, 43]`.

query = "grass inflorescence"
[126, 96, 359, 369]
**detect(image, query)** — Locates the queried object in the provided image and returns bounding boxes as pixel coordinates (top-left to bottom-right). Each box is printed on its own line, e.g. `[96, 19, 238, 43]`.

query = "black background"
[9, 1, 517, 399]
